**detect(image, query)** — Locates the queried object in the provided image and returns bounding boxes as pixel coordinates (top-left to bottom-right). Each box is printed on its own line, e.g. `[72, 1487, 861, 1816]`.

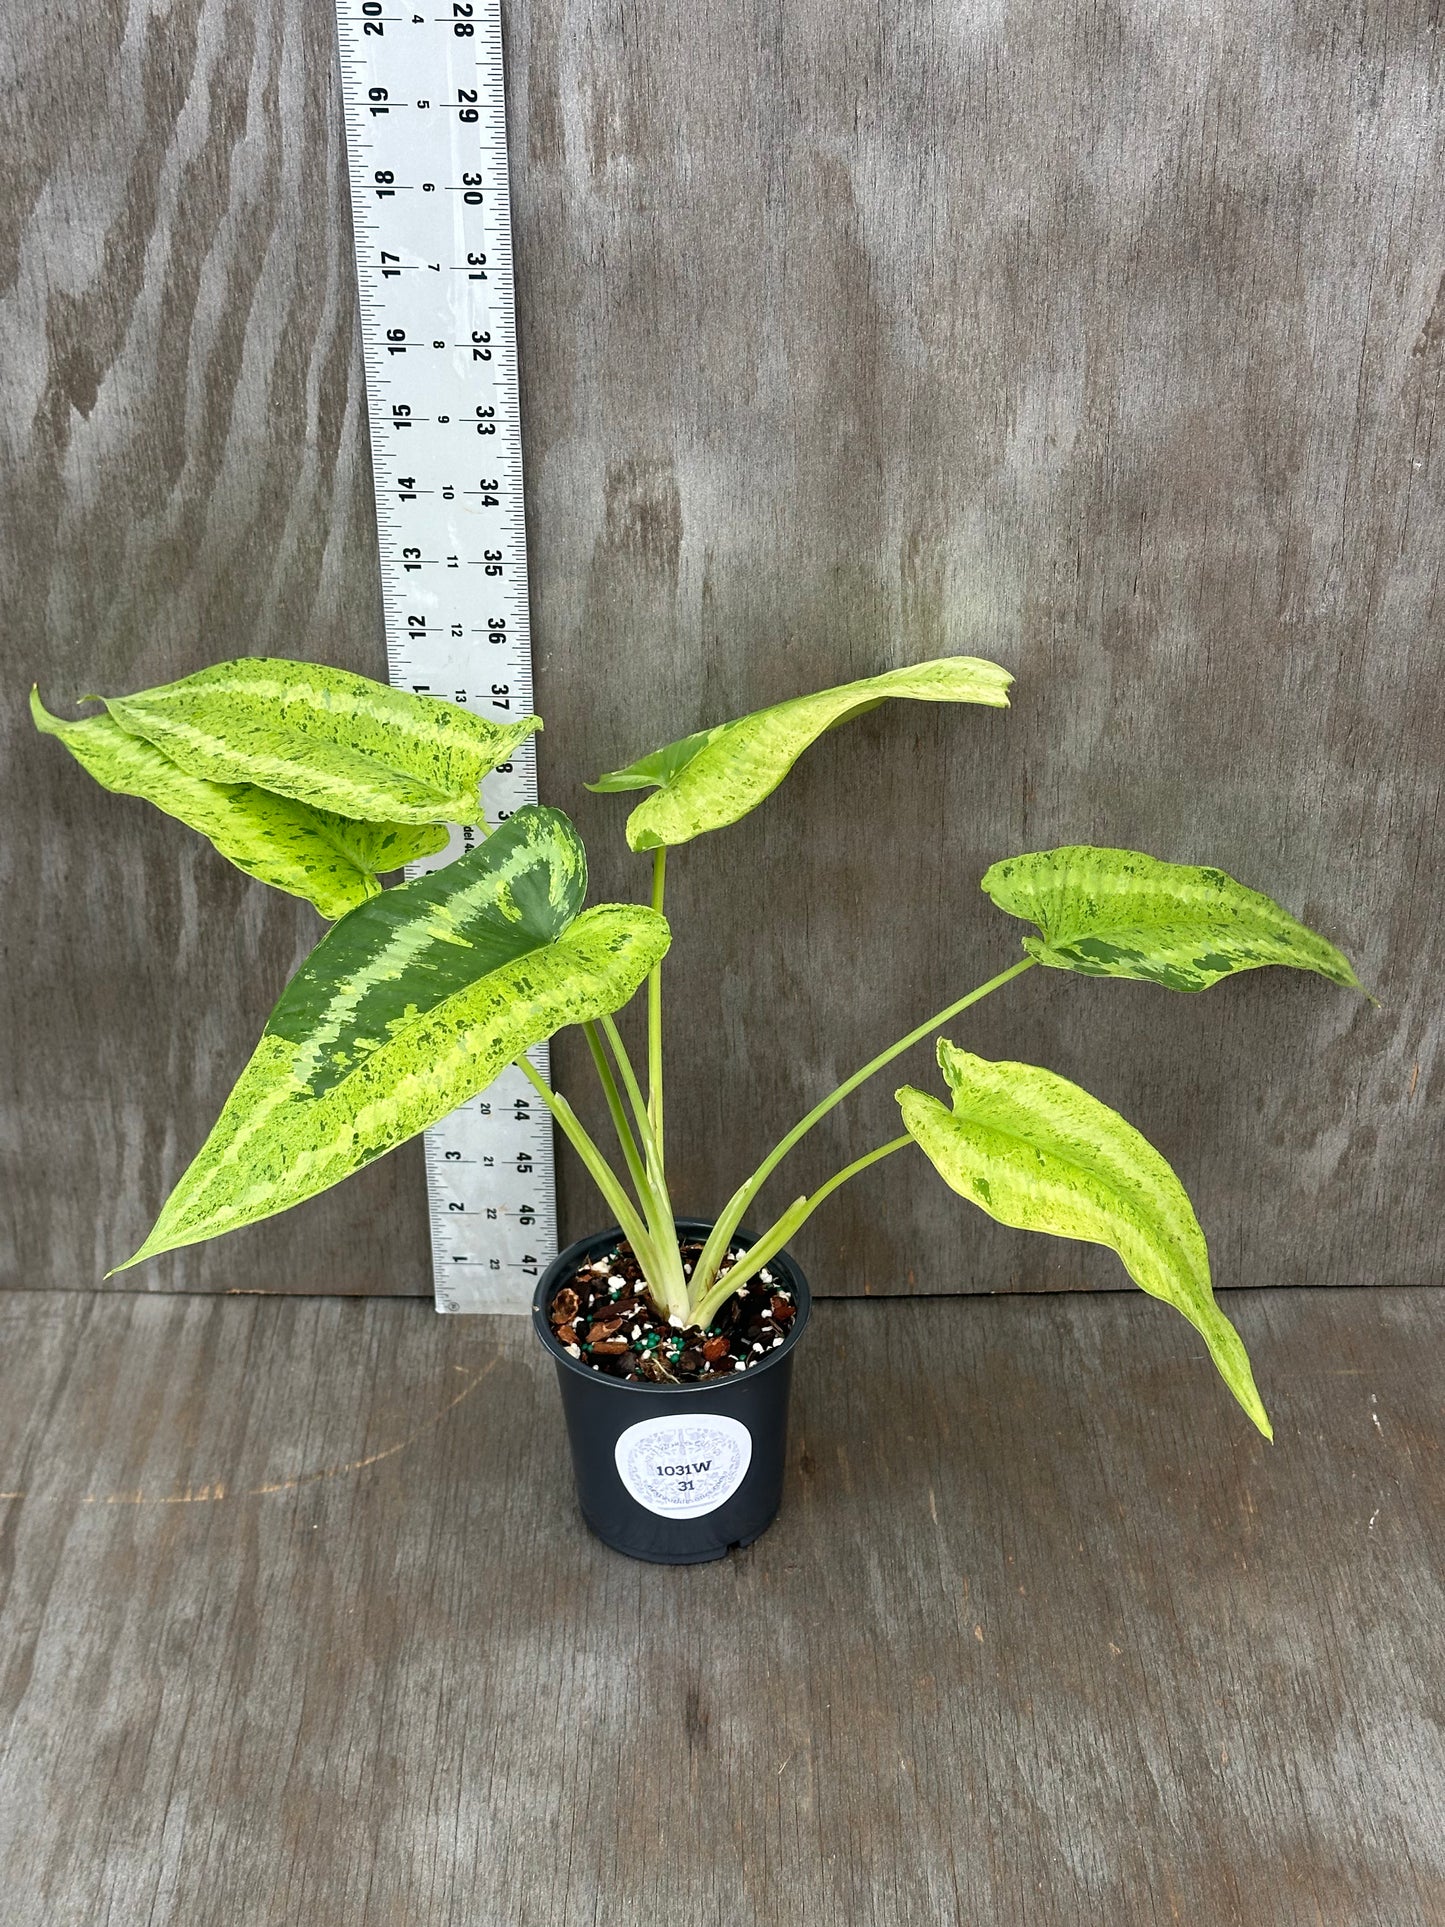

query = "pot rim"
[531, 1217, 811, 1397]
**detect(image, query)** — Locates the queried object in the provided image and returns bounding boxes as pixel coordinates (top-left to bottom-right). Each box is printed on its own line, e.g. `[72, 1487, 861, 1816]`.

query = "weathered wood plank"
[1, 0, 1441, 1294]
[0, 1285, 1440, 1923]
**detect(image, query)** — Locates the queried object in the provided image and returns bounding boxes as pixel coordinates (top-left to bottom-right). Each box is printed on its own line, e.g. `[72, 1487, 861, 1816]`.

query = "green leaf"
[318, 816, 451, 879]
[31, 689, 445, 920]
[588, 656, 1013, 850]
[981, 845, 1361, 994]
[898, 1042, 1271, 1437]
[268, 804, 588, 1097]
[114, 807, 669, 1268]
[88, 657, 538, 825]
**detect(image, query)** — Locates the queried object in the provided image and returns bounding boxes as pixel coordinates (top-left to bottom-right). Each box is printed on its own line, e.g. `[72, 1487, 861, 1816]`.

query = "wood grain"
[2, 0, 1441, 1294]
[0, 1285, 1440, 1923]
[0, 0, 431, 1292]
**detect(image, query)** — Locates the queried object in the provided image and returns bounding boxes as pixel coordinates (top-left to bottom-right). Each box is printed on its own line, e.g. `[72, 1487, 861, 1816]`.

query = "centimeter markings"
[334, 0, 555, 1314]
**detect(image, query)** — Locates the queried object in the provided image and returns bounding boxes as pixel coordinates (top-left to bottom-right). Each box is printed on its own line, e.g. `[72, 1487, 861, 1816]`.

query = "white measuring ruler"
[334, 0, 556, 1313]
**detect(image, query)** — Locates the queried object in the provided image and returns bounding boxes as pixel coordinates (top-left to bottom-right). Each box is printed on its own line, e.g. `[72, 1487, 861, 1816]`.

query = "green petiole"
[690, 1134, 911, 1327]
[689, 957, 1036, 1304]
[647, 846, 666, 1170]
[571, 954, 1033, 1328]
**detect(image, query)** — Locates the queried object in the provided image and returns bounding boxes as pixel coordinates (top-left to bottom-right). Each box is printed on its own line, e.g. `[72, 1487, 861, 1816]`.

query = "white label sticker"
[613, 1413, 753, 1520]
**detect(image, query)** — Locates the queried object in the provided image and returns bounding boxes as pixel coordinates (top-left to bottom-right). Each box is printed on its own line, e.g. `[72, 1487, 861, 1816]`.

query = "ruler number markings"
[335, 0, 555, 1313]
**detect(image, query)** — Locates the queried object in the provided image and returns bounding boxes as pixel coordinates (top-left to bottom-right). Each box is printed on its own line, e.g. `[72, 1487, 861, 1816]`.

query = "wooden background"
[2, 0, 1440, 1298]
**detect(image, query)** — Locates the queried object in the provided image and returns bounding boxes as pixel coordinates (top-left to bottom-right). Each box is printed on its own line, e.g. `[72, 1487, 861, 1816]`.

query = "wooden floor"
[0, 1286, 1440, 1926]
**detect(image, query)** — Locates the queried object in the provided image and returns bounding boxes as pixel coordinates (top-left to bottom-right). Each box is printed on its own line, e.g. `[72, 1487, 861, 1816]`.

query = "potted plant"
[32, 654, 1364, 1562]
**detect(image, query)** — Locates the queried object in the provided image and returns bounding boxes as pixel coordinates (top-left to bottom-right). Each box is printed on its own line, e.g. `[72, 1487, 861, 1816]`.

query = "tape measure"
[334, 0, 556, 1312]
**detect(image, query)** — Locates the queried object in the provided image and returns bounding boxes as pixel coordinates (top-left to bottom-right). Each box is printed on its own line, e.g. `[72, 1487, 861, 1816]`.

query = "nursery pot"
[532, 1220, 811, 1564]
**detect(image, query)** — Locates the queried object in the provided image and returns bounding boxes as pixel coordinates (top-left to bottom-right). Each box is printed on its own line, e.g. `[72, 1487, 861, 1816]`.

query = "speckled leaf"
[320, 816, 452, 879]
[588, 656, 1013, 850]
[982, 846, 1361, 993]
[115, 812, 669, 1267]
[267, 805, 589, 1097]
[31, 690, 445, 920]
[90, 657, 538, 825]
[898, 1042, 1271, 1436]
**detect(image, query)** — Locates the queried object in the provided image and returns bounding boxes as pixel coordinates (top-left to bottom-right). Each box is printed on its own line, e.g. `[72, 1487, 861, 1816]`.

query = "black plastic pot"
[532, 1220, 812, 1564]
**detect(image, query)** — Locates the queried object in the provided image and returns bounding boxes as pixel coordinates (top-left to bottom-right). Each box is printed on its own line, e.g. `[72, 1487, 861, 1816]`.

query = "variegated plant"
[35, 653, 1365, 1436]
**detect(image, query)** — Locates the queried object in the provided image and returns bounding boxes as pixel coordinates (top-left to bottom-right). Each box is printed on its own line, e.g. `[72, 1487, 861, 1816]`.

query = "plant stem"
[791, 1131, 912, 1221]
[692, 955, 1037, 1298]
[513, 1055, 664, 1293]
[583, 1021, 649, 1204]
[647, 846, 666, 1169]
[690, 1134, 912, 1327]
[599, 1013, 658, 1171]
[585, 1016, 689, 1321]
[755, 957, 1036, 1178]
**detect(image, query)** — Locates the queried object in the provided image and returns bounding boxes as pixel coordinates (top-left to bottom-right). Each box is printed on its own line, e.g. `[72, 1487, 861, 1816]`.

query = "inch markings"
[335, 0, 554, 1314]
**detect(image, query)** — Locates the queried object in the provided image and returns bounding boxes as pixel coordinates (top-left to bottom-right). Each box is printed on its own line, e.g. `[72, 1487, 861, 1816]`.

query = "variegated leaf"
[91, 657, 538, 825]
[982, 846, 1361, 993]
[31, 689, 445, 920]
[898, 1042, 1271, 1437]
[588, 656, 1013, 850]
[268, 804, 588, 1096]
[114, 808, 669, 1267]
[319, 816, 452, 879]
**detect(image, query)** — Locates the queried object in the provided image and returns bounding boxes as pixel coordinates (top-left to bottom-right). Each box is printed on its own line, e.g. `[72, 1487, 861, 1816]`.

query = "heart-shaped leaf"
[89, 657, 538, 825]
[31, 690, 445, 920]
[898, 1042, 1271, 1436]
[981, 846, 1361, 993]
[114, 807, 669, 1268]
[267, 803, 588, 1096]
[589, 656, 1012, 850]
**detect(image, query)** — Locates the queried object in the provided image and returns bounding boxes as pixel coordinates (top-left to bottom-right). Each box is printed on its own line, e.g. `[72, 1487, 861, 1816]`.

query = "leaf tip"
[1348, 970, 1380, 1009]
[1235, 1372, 1273, 1440]
[894, 1082, 933, 1128]
[30, 686, 88, 740]
[108, 1222, 171, 1276]
[1238, 1387, 1274, 1441]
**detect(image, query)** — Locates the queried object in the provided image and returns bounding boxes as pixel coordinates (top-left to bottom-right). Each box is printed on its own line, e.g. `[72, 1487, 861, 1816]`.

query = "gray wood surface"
[0, 1284, 1440, 1923]
[2, 0, 1441, 1295]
